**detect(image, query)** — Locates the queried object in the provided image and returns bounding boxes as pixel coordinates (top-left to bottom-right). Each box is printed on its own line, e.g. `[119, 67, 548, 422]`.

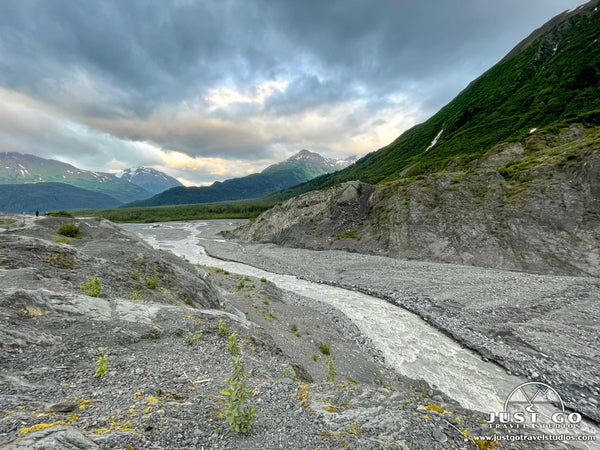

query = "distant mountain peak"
[114, 166, 182, 195]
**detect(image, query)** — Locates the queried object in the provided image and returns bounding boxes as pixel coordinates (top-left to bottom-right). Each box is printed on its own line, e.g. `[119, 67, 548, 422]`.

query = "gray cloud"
[0, 0, 586, 184]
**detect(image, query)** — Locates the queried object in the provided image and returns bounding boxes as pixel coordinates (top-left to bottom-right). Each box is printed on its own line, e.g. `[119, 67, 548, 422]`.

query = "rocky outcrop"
[231, 125, 600, 277]
[0, 216, 222, 310]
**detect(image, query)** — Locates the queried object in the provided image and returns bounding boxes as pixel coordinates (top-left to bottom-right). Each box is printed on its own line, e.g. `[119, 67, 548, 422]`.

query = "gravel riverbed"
[199, 224, 600, 426]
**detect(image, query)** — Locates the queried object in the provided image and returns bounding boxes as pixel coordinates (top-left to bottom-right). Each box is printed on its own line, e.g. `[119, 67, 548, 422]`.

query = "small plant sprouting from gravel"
[94, 350, 107, 378]
[313, 354, 318, 362]
[58, 223, 80, 238]
[52, 236, 72, 245]
[227, 333, 241, 354]
[131, 269, 139, 281]
[219, 318, 227, 336]
[260, 277, 267, 283]
[290, 324, 298, 333]
[186, 330, 203, 345]
[319, 342, 330, 356]
[236, 281, 245, 291]
[221, 356, 256, 433]
[80, 276, 101, 297]
[46, 252, 76, 269]
[130, 290, 145, 300]
[146, 275, 160, 289]
[185, 298, 193, 306]
[324, 357, 336, 382]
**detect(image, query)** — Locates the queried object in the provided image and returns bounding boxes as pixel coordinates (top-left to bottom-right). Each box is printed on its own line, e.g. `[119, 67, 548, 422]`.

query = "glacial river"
[120, 220, 598, 446]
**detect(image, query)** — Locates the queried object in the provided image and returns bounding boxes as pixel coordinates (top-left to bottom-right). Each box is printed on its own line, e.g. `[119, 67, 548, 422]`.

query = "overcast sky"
[0, 0, 586, 186]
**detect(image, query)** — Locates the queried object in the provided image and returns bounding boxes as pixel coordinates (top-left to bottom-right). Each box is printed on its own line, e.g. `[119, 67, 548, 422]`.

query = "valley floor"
[0, 215, 597, 449]
[200, 236, 600, 425]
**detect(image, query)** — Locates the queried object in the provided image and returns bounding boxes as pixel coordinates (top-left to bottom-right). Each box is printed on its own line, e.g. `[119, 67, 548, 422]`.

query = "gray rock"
[4, 425, 99, 449]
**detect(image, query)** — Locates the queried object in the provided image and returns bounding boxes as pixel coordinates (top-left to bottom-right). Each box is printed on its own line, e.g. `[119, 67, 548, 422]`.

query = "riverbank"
[199, 224, 600, 425]
[1, 215, 556, 449]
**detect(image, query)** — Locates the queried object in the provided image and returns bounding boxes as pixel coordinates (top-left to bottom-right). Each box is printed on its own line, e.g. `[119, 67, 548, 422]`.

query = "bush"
[186, 330, 203, 345]
[94, 351, 107, 378]
[221, 356, 257, 433]
[324, 357, 336, 382]
[319, 342, 330, 356]
[49, 210, 73, 217]
[58, 223, 80, 238]
[219, 318, 227, 336]
[227, 333, 241, 354]
[80, 276, 101, 297]
[146, 275, 160, 289]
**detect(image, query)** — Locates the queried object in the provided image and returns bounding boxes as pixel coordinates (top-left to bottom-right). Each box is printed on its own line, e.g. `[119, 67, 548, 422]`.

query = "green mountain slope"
[122, 149, 350, 208]
[0, 182, 121, 213]
[263, 1, 600, 201]
[0, 152, 151, 203]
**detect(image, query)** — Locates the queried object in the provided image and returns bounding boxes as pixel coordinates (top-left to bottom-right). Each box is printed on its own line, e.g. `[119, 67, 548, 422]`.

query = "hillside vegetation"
[77, 199, 276, 223]
[0, 182, 121, 213]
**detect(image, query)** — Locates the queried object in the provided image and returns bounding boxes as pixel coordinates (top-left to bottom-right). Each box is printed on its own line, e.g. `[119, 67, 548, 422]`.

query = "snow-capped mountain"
[0, 152, 150, 204]
[115, 167, 183, 195]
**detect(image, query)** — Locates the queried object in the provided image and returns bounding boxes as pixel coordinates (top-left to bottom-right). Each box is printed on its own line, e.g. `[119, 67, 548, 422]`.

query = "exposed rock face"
[0, 216, 222, 314]
[231, 126, 600, 277]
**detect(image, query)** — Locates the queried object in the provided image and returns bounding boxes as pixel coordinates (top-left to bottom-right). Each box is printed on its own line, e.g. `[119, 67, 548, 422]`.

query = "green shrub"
[130, 291, 145, 300]
[80, 276, 101, 297]
[94, 351, 107, 378]
[227, 333, 241, 354]
[260, 277, 267, 283]
[131, 269, 139, 281]
[146, 275, 160, 289]
[186, 330, 203, 345]
[291, 324, 298, 333]
[221, 356, 257, 433]
[49, 210, 73, 217]
[236, 282, 245, 291]
[324, 357, 336, 382]
[219, 318, 227, 336]
[319, 342, 330, 356]
[58, 223, 80, 238]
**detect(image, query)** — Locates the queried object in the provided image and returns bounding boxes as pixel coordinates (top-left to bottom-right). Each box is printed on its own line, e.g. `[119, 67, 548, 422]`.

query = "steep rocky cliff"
[231, 125, 600, 277]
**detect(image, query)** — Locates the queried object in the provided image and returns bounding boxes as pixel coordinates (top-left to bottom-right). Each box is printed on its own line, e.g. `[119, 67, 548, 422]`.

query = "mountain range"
[0, 150, 351, 213]
[115, 167, 183, 195]
[122, 149, 352, 208]
[0, 152, 151, 204]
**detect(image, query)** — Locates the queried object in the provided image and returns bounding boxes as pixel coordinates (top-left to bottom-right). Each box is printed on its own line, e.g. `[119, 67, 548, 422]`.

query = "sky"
[0, 0, 587, 186]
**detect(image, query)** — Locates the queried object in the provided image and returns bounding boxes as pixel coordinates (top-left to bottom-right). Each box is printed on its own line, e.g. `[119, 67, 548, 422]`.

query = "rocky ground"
[201, 237, 600, 426]
[0, 214, 565, 449]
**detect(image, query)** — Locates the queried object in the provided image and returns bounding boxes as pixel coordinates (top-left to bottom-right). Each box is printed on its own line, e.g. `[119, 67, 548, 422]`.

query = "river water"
[120, 220, 598, 445]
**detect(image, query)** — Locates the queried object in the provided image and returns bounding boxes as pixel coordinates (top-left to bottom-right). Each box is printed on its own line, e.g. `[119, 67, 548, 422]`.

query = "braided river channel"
[120, 220, 598, 447]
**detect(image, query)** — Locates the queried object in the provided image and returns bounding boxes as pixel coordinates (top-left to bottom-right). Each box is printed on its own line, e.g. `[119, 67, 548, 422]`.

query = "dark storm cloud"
[0, 0, 586, 183]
